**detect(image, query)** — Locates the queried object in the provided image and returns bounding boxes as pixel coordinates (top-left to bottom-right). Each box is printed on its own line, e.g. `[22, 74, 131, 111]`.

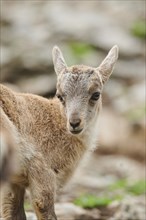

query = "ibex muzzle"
[69, 113, 82, 134]
[66, 99, 85, 134]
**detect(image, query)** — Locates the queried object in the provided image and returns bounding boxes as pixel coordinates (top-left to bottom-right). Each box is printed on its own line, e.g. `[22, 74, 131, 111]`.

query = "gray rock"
[26, 212, 37, 220]
[99, 109, 145, 161]
[17, 74, 56, 96]
[114, 59, 145, 82]
[89, 27, 144, 57]
[109, 196, 146, 220]
[1, 0, 145, 73]
[1, 46, 13, 66]
[111, 81, 145, 114]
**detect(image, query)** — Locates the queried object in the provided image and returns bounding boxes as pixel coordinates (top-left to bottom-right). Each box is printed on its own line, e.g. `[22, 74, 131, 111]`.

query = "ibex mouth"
[70, 129, 83, 135]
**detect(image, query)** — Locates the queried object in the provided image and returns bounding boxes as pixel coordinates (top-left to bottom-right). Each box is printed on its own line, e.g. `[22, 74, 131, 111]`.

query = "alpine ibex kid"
[0, 45, 118, 220]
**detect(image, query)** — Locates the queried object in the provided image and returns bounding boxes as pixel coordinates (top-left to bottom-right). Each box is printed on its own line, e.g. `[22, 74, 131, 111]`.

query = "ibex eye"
[91, 92, 100, 101]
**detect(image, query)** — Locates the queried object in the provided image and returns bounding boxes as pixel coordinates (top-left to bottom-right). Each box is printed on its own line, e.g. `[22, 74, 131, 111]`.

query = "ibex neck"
[79, 116, 99, 152]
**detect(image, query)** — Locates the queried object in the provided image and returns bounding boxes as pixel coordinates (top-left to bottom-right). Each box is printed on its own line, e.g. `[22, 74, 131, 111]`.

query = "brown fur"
[0, 45, 118, 220]
[0, 127, 15, 184]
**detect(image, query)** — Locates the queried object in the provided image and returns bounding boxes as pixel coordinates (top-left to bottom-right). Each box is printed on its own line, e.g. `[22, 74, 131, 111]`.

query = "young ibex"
[0, 45, 118, 220]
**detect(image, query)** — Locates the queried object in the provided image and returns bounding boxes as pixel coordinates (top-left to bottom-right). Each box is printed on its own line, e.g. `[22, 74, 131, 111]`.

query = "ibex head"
[52, 45, 118, 135]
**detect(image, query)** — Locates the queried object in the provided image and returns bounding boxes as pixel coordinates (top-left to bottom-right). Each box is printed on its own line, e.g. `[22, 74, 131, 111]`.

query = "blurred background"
[1, 1, 145, 220]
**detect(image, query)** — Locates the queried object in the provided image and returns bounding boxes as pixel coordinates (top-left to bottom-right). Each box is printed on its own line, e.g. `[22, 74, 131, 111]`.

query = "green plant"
[69, 42, 94, 59]
[109, 179, 145, 195]
[109, 179, 127, 190]
[131, 20, 146, 39]
[127, 180, 145, 195]
[74, 194, 112, 208]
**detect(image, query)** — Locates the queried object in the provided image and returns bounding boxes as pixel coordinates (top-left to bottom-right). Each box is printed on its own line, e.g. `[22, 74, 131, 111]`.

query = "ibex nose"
[69, 119, 81, 129]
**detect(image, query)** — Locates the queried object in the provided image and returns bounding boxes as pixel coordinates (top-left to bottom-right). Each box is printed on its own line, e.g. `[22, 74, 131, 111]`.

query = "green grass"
[109, 179, 127, 190]
[127, 180, 145, 195]
[109, 179, 145, 196]
[69, 42, 94, 60]
[74, 179, 145, 209]
[131, 20, 146, 39]
[74, 194, 113, 208]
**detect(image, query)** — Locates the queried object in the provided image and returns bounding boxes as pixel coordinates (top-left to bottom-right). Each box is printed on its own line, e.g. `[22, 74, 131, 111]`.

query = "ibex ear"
[52, 46, 67, 75]
[97, 45, 119, 84]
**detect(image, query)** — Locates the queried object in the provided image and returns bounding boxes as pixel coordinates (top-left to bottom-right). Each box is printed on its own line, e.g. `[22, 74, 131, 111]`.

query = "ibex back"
[0, 45, 118, 220]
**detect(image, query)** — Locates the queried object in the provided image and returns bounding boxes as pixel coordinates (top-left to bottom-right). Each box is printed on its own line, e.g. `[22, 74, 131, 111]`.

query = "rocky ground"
[1, 1, 145, 219]
[25, 154, 145, 220]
